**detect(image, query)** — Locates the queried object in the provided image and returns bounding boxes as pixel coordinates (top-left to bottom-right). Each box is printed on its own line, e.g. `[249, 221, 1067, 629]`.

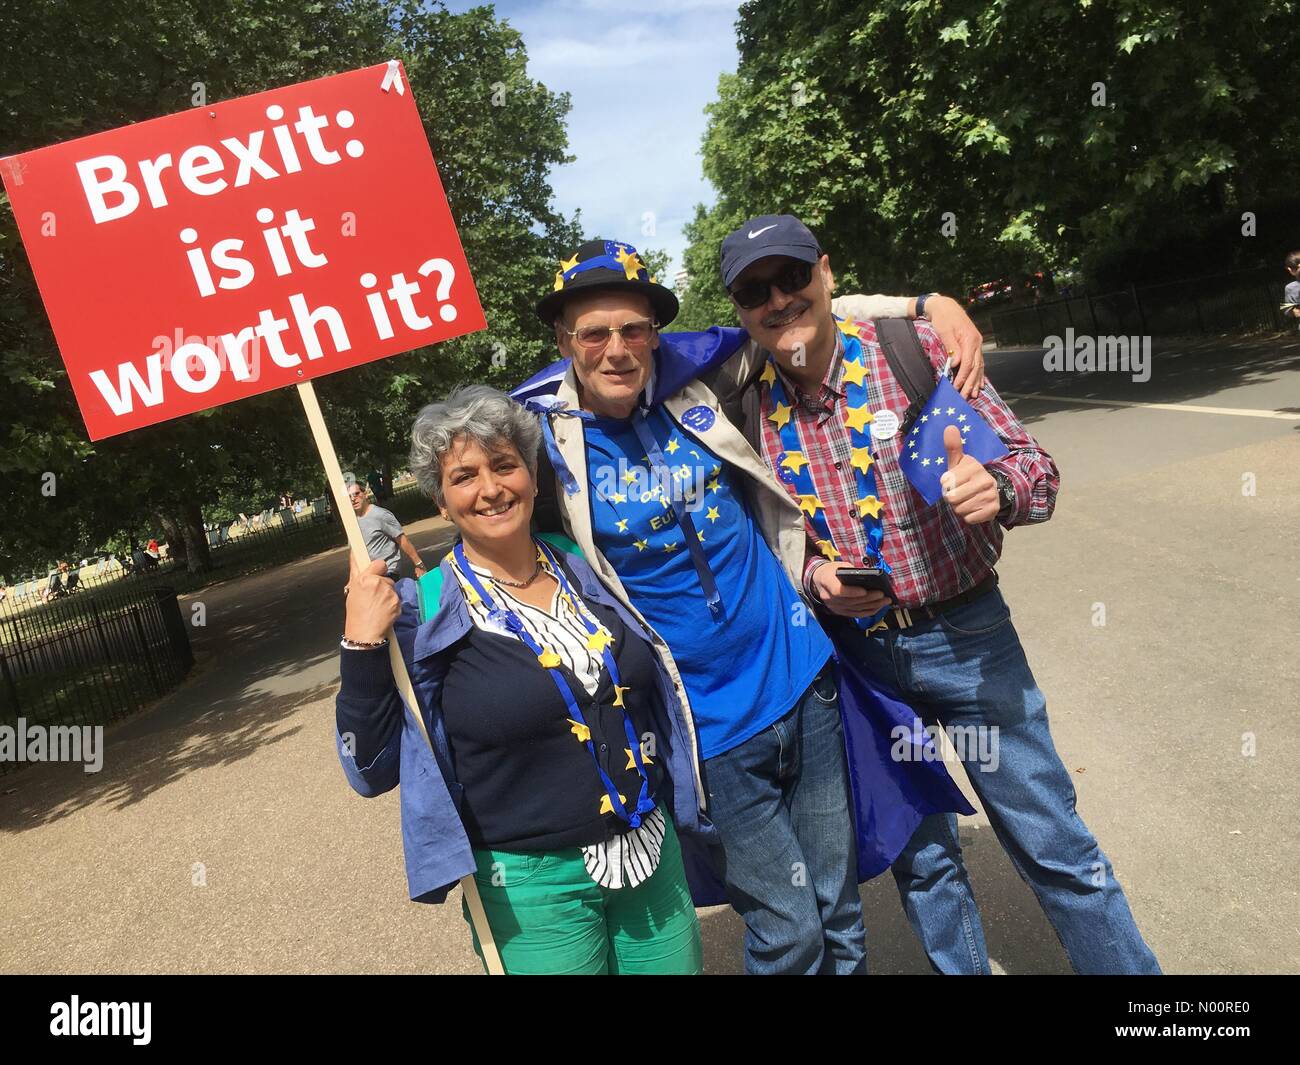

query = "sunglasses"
[561, 318, 658, 351]
[729, 259, 816, 310]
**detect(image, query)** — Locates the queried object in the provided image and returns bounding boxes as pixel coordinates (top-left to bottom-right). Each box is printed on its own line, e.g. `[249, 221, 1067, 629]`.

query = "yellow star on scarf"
[615, 518, 629, 533]
[837, 317, 862, 337]
[599, 793, 628, 815]
[768, 401, 793, 430]
[625, 746, 654, 770]
[706, 474, 720, 493]
[587, 629, 615, 653]
[759, 361, 777, 386]
[613, 685, 630, 708]
[845, 405, 874, 434]
[623, 470, 638, 485]
[856, 495, 884, 519]
[841, 357, 869, 388]
[611, 492, 627, 504]
[781, 450, 810, 475]
[634, 538, 649, 551]
[461, 583, 480, 605]
[850, 446, 874, 475]
[818, 539, 842, 561]
[567, 718, 591, 743]
[867, 619, 889, 634]
[798, 494, 824, 517]
[665, 437, 681, 455]
[538, 649, 562, 668]
[706, 505, 720, 522]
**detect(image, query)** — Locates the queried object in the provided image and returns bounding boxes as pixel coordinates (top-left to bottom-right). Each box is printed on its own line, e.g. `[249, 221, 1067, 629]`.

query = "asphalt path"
[2, 332, 1297, 974]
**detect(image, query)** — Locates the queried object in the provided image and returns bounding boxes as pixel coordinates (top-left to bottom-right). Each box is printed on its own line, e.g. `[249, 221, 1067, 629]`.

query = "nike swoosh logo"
[747, 225, 778, 239]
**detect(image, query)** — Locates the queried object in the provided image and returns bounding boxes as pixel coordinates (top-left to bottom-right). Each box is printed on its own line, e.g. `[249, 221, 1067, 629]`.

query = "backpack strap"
[874, 317, 938, 434]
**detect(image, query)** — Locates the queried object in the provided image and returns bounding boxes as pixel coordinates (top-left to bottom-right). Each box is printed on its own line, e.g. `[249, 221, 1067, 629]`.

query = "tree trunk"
[156, 511, 186, 566]
[179, 501, 211, 573]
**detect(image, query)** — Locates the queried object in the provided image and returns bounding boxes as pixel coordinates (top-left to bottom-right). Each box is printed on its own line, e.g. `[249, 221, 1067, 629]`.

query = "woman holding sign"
[335, 385, 705, 975]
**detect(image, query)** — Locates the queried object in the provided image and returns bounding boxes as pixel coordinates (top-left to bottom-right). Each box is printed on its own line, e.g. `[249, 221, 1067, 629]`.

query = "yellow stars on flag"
[625, 745, 654, 770]
[759, 361, 778, 387]
[856, 495, 884, 519]
[841, 357, 869, 388]
[599, 793, 628, 815]
[611, 491, 627, 504]
[798, 494, 825, 517]
[663, 540, 680, 554]
[706, 466, 721, 493]
[538, 649, 562, 669]
[850, 446, 874, 475]
[586, 629, 615, 653]
[780, 450, 810, 476]
[567, 718, 591, 743]
[818, 539, 842, 561]
[613, 685, 630, 708]
[633, 538, 649, 552]
[697, 530, 706, 543]
[768, 401, 793, 431]
[706, 505, 720, 523]
[845, 405, 874, 434]
[665, 437, 681, 455]
[615, 518, 629, 533]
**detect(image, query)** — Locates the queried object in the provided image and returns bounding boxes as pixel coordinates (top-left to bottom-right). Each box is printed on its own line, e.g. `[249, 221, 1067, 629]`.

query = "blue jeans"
[847, 587, 1161, 975]
[701, 665, 866, 975]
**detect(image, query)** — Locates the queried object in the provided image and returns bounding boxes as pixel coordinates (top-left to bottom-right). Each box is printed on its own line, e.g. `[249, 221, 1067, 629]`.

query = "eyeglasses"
[561, 318, 658, 351]
[728, 259, 815, 310]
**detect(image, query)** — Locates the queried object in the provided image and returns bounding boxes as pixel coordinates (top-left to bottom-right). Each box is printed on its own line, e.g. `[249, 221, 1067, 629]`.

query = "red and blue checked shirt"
[755, 319, 1060, 609]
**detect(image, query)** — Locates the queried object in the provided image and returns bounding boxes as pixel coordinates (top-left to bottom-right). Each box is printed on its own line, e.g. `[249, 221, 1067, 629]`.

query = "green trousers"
[462, 814, 703, 975]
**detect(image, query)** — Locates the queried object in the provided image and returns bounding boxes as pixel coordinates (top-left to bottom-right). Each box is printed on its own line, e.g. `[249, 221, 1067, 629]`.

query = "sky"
[442, 0, 743, 280]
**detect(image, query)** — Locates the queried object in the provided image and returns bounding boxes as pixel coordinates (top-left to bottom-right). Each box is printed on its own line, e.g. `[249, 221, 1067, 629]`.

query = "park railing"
[0, 582, 194, 772]
[989, 268, 1290, 347]
[4, 481, 441, 606]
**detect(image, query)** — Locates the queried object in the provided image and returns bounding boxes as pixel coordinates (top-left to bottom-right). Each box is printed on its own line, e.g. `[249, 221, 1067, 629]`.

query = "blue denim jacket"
[334, 533, 718, 904]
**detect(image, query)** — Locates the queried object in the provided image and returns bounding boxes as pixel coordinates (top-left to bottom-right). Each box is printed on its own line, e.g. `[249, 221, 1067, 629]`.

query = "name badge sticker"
[681, 405, 716, 433]
[870, 409, 900, 440]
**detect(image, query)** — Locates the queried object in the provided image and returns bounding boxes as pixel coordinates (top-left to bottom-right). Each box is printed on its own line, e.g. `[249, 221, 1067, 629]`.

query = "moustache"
[762, 301, 811, 328]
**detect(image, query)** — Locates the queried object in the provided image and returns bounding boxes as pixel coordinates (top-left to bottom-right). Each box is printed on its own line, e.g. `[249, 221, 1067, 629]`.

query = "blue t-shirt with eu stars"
[583, 404, 832, 759]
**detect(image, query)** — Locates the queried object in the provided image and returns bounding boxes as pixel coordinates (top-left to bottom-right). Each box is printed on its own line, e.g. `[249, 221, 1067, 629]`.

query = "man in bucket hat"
[518, 237, 979, 974]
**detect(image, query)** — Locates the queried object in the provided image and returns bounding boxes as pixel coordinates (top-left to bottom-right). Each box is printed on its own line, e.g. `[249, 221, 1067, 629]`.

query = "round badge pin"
[680, 405, 716, 433]
[870, 409, 900, 440]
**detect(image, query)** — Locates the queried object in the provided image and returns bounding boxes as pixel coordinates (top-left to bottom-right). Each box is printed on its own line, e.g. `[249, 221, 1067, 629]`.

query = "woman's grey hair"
[409, 384, 543, 506]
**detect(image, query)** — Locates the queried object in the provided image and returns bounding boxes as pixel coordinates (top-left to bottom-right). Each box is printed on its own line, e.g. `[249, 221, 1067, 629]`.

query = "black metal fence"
[0, 582, 193, 772]
[989, 268, 1291, 347]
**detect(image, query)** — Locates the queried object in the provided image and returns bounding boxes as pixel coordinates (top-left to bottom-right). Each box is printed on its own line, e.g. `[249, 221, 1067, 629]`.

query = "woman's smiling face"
[439, 435, 535, 548]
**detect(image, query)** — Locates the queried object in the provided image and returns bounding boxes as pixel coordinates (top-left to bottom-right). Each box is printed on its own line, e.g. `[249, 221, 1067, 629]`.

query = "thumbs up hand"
[939, 425, 1000, 525]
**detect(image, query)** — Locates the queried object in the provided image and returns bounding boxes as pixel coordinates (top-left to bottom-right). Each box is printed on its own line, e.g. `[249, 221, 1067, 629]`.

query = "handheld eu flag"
[900, 375, 1008, 505]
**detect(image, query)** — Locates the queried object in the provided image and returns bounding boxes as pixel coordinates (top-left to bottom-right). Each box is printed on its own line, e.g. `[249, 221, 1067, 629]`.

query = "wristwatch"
[991, 470, 1016, 517]
[916, 292, 939, 320]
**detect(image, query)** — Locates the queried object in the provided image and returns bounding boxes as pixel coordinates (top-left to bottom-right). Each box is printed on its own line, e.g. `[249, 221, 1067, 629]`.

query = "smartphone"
[835, 567, 894, 596]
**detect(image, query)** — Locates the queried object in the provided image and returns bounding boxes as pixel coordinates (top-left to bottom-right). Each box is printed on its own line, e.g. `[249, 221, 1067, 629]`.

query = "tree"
[0, 0, 578, 575]
[682, 0, 1300, 300]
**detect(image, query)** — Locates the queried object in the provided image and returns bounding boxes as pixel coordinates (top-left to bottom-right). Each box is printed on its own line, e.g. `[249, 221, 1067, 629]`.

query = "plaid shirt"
[756, 319, 1059, 609]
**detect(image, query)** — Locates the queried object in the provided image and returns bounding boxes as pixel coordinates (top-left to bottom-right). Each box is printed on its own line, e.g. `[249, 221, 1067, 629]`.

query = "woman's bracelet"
[340, 636, 388, 650]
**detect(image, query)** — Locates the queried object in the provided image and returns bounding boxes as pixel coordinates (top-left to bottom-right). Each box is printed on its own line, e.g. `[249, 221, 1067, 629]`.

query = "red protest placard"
[1, 60, 485, 440]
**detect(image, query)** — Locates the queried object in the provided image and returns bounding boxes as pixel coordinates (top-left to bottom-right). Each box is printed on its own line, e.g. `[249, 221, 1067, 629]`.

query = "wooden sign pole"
[297, 380, 504, 976]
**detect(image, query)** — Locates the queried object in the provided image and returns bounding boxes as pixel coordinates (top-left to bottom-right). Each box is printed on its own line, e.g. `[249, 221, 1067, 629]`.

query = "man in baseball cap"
[714, 212, 1159, 976]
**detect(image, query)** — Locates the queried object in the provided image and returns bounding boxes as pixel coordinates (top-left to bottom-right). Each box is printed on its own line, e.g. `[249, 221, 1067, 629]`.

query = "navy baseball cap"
[720, 214, 823, 288]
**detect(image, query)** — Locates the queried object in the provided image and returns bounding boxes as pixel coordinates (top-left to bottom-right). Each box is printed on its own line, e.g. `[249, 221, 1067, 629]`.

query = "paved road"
[2, 332, 1297, 974]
